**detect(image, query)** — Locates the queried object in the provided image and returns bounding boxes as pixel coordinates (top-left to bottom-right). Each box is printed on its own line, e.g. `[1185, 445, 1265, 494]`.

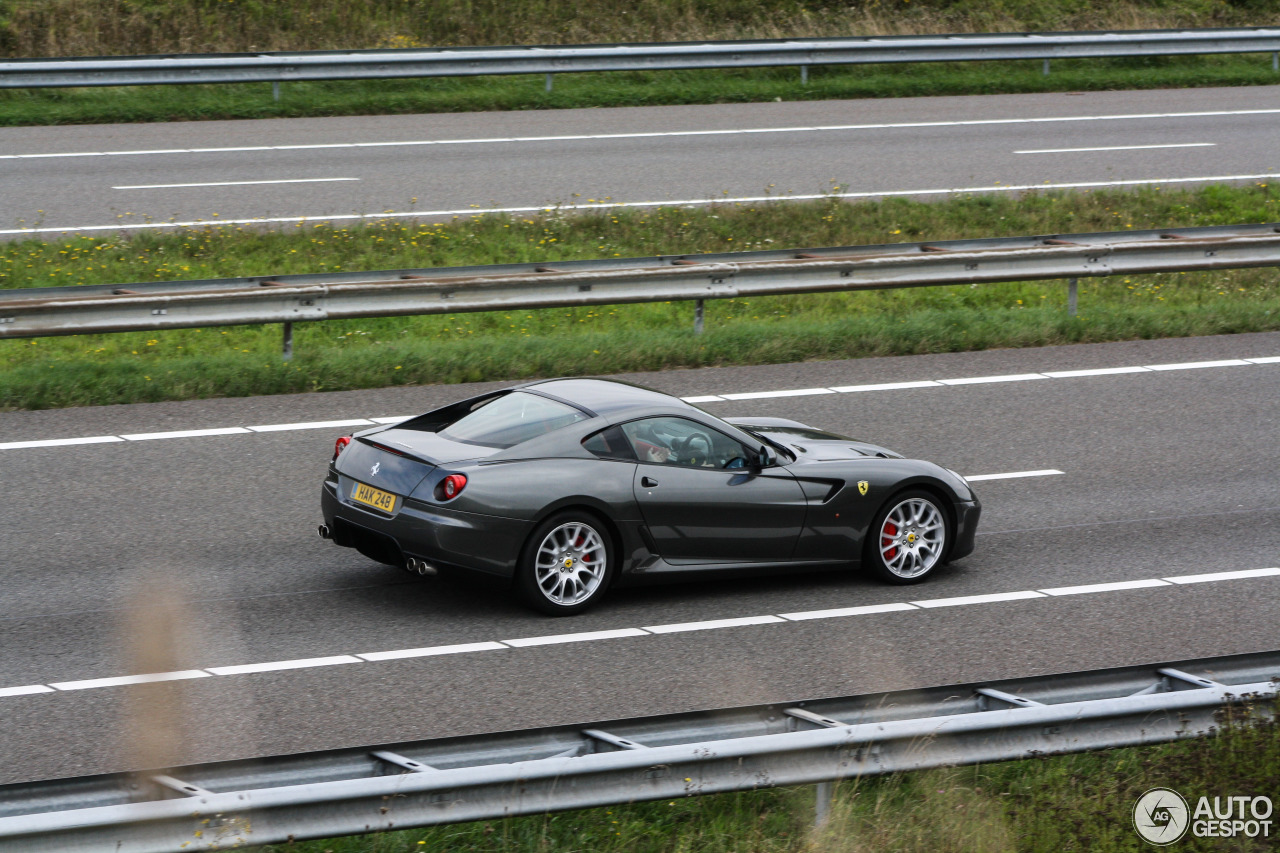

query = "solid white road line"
[4, 173, 1277, 237]
[113, 178, 360, 190]
[828, 380, 943, 393]
[0, 436, 124, 450]
[503, 628, 651, 647]
[0, 685, 55, 697]
[1041, 366, 1152, 378]
[719, 388, 834, 400]
[936, 373, 1049, 386]
[910, 590, 1048, 608]
[1039, 579, 1171, 596]
[5, 109, 1276, 161]
[643, 615, 786, 634]
[51, 670, 211, 691]
[2, 353, 1274, 453]
[357, 642, 508, 661]
[206, 655, 362, 675]
[1015, 143, 1215, 154]
[120, 427, 251, 441]
[1164, 567, 1280, 584]
[1144, 359, 1253, 371]
[779, 602, 919, 621]
[965, 469, 1064, 482]
[4, 568, 1277, 700]
[247, 419, 374, 432]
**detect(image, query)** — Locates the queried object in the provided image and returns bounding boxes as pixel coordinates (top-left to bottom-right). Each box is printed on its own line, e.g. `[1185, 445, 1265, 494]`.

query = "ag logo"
[857, 481, 869, 496]
[1134, 787, 1190, 845]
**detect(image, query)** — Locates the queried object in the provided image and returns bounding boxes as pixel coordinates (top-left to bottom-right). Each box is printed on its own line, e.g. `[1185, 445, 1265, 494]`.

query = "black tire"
[863, 490, 951, 585]
[515, 511, 616, 615]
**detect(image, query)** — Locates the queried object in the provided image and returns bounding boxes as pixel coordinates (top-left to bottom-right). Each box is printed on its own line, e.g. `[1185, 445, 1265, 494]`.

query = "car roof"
[523, 377, 697, 418]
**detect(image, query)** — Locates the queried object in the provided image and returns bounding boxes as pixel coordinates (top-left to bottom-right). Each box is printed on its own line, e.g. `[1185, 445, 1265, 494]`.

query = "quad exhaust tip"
[317, 524, 332, 540]
[406, 557, 438, 577]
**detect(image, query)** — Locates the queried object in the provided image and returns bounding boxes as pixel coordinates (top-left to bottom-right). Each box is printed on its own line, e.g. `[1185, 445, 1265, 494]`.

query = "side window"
[581, 425, 637, 460]
[620, 417, 750, 469]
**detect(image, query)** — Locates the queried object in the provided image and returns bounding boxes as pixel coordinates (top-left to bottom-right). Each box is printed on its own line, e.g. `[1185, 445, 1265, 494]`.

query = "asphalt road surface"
[2, 85, 1278, 238]
[2, 331, 1278, 785]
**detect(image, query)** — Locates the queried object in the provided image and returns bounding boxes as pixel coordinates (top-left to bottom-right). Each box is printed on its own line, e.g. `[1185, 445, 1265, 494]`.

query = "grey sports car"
[319, 378, 980, 615]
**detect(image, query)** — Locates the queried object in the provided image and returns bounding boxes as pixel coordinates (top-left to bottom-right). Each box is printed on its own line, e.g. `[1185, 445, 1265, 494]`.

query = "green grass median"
[3, 183, 1279, 411]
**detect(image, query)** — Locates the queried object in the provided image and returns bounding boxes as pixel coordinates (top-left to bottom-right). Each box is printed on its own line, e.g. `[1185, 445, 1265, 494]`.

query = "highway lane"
[1, 332, 1278, 784]
[1, 85, 1277, 237]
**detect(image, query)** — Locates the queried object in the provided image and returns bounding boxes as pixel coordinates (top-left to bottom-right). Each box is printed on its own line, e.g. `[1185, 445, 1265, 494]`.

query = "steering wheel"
[680, 432, 714, 466]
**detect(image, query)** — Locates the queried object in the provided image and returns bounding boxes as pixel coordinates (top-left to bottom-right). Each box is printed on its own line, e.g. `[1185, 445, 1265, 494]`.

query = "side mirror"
[753, 444, 776, 469]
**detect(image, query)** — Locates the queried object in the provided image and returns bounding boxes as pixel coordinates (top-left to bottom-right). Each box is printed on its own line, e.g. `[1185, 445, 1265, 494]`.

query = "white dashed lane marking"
[1015, 142, 1216, 154]
[113, 178, 360, 190]
[6, 568, 1277, 701]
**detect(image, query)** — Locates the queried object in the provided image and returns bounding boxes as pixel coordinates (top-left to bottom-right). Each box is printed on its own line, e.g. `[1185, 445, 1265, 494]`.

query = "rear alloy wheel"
[865, 490, 949, 584]
[517, 513, 615, 615]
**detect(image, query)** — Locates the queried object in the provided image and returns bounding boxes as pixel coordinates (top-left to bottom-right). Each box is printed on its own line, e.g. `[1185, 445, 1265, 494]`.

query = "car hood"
[783, 438, 905, 461]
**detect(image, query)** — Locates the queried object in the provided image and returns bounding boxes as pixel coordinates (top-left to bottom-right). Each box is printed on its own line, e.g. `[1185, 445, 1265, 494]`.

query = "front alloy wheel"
[517, 513, 614, 615]
[865, 491, 949, 584]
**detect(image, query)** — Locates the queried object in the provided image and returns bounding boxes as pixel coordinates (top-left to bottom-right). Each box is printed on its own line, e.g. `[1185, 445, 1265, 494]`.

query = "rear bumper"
[321, 480, 528, 579]
[949, 498, 982, 562]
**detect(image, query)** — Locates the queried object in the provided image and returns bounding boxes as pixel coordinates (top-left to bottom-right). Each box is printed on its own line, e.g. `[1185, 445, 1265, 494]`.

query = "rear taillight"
[436, 473, 468, 501]
[333, 435, 351, 462]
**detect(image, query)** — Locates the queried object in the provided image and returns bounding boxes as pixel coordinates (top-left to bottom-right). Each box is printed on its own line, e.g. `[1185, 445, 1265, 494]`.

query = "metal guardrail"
[1, 224, 1279, 356]
[1, 28, 1279, 90]
[0, 651, 1275, 851]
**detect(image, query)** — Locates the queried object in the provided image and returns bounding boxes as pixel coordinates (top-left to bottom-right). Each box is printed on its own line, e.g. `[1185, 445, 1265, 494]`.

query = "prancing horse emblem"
[371, 462, 381, 477]
[857, 480, 869, 496]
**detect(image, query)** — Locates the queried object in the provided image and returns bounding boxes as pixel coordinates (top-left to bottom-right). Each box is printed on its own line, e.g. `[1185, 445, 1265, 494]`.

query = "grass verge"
[244, 696, 1279, 852]
[2, 183, 1279, 411]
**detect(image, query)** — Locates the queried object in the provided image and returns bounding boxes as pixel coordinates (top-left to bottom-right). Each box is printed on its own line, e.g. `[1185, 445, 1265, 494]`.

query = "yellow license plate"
[350, 481, 398, 513]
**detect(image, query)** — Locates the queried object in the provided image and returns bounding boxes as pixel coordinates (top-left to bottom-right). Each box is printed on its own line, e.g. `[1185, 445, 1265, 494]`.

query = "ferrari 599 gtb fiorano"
[320, 378, 980, 615]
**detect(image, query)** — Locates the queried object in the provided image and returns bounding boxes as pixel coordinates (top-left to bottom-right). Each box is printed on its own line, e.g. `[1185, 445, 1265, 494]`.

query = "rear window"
[440, 392, 588, 448]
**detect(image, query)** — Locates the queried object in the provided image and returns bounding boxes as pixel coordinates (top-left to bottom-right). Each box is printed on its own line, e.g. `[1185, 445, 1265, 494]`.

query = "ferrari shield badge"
[857, 480, 869, 496]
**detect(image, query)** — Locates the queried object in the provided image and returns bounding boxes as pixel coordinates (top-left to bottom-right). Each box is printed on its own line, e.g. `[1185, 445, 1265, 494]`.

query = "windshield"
[440, 392, 588, 448]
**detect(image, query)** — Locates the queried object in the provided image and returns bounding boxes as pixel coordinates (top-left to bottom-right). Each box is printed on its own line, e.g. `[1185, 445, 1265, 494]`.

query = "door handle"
[641, 476, 659, 488]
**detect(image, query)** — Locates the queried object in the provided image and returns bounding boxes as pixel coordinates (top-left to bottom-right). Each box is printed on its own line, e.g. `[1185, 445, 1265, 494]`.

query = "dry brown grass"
[1, 0, 1269, 58]
[808, 769, 1017, 853]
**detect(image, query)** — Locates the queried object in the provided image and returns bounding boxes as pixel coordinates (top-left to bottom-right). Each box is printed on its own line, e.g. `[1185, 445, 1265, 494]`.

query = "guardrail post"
[282, 322, 294, 360]
[1067, 277, 1078, 316]
[272, 81, 281, 102]
[1273, 52, 1278, 72]
[801, 65, 809, 85]
[694, 299, 705, 334]
[545, 74, 553, 93]
[814, 780, 834, 828]
[1043, 58, 1051, 75]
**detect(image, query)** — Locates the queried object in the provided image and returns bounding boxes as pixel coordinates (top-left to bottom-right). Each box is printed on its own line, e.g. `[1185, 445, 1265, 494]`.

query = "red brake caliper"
[882, 521, 898, 560]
